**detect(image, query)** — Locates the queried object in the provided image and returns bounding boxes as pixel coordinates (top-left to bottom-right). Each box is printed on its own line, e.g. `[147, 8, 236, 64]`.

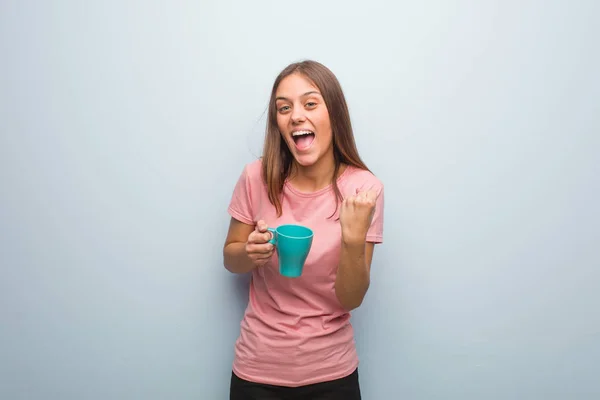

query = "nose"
[290, 105, 306, 124]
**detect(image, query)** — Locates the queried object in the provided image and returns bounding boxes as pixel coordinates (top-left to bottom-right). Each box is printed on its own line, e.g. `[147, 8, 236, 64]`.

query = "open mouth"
[292, 130, 315, 150]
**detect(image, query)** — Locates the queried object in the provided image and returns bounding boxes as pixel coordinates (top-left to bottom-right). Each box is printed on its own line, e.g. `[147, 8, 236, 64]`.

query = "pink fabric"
[227, 159, 384, 387]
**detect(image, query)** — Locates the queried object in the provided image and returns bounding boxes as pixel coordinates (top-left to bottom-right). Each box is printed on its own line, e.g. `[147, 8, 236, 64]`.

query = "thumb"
[255, 220, 268, 233]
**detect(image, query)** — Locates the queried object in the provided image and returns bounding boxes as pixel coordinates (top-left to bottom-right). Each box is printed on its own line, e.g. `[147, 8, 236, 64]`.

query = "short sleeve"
[366, 183, 384, 243]
[227, 165, 255, 225]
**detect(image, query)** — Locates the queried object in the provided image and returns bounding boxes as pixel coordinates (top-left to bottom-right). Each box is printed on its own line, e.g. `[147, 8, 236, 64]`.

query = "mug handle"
[267, 227, 276, 245]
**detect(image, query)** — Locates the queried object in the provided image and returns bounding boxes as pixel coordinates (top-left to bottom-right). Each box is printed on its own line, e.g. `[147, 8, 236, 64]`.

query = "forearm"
[335, 236, 370, 311]
[223, 242, 256, 274]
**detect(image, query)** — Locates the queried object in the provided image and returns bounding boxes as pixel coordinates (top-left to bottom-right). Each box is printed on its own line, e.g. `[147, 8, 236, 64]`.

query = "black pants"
[230, 368, 361, 400]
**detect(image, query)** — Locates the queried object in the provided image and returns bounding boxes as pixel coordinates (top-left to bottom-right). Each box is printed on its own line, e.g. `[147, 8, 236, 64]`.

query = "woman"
[223, 60, 384, 399]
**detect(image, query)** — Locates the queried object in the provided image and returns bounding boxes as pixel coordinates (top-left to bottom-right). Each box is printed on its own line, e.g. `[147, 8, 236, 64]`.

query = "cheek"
[276, 116, 289, 137]
[316, 110, 331, 131]
[320, 131, 333, 148]
[316, 115, 332, 142]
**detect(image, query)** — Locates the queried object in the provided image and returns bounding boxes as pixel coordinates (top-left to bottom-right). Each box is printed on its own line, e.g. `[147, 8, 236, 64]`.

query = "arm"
[334, 188, 380, 310]
[335, 239, 375, 310]
[223, 218, 273, 274]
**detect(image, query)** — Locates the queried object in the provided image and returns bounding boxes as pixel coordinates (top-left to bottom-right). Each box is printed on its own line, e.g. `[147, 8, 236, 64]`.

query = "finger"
[254, 233, 272, 244]
[356, 191, 368, 201]
[253, 250, 274, 264]
[356, 187, 379, 202]
[350, 192, 367, 207]
[247, 242, 274, 254]
[254, 251, 274, 262]
[365, 189, 378, 202]
[248, 231, 273, 244]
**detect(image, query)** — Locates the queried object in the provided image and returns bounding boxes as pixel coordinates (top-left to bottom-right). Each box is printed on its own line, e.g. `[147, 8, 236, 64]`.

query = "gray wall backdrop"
[1, 1, 598, 399]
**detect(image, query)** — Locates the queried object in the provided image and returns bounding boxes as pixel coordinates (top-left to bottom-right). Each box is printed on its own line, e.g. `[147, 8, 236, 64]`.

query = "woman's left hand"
[339, 188, 378, 243]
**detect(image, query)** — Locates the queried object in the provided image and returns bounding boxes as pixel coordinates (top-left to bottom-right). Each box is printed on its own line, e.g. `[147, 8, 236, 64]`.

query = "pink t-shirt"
[227, 158, 384, 387]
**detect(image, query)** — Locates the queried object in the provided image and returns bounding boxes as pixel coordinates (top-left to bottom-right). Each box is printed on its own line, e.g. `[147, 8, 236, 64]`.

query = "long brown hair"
[262, 60, 370, 217]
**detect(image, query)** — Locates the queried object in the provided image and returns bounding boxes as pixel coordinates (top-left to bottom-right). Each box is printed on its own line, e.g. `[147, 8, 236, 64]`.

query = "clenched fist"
[339, 188, 379, 243]
[245, 220, 275, 267]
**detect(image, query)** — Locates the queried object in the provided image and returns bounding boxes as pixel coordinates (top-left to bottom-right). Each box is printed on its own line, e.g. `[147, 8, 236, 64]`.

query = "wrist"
[341, 231, 367, 247]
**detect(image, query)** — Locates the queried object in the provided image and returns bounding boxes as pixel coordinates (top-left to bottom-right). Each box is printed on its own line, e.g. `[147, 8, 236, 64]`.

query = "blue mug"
[267, 224, 314, 278]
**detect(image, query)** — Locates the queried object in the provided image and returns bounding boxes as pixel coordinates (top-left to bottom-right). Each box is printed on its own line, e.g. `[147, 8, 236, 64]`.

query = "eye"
[305, 102, 317, 108]
[278, 105, 291, 113]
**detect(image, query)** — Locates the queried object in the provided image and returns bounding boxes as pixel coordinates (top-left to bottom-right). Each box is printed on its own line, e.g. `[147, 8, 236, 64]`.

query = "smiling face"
[274, 73, 333, 168]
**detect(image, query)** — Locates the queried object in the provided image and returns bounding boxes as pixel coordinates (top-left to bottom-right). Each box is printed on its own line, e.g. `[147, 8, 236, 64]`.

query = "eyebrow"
[275, 91, 321, 101]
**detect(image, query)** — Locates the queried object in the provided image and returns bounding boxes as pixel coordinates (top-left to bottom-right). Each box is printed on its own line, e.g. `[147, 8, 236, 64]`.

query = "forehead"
[275, 73, 320, 98]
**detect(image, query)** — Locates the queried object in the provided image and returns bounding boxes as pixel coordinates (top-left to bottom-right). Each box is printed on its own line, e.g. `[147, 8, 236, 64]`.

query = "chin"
[292, 153, 320, 167]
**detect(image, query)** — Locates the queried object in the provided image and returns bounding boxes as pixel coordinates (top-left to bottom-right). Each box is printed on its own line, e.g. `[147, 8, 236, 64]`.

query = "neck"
[289, 151, 344, 192]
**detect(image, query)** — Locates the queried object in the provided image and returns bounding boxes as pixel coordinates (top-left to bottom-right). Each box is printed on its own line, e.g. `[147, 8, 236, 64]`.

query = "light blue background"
[1, 1, 598, 398]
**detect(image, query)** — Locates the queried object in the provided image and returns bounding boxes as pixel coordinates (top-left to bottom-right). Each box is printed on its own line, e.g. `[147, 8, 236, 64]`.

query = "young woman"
[223, 60, 384, 399]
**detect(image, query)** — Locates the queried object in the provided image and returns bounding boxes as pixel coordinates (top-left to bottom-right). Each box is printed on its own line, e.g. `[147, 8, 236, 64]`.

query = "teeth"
[292, 130, 314, 137]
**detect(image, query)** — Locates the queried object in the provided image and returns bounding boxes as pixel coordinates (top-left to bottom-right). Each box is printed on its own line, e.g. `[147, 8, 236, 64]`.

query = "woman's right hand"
[245, 220, 274, 267]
